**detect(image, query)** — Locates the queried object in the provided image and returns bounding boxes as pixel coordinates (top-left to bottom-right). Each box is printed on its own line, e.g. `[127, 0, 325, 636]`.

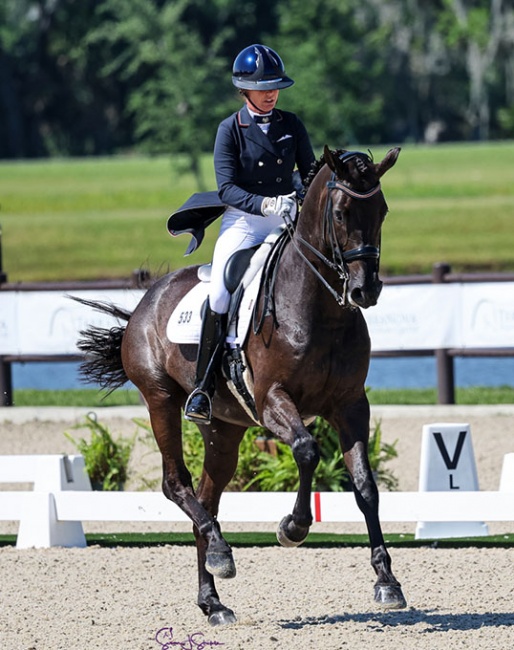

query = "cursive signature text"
[155, 626, 224, 650]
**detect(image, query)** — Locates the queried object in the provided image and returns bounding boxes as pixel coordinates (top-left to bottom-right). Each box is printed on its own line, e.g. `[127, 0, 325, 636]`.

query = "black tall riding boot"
[184, 302, 227, 424]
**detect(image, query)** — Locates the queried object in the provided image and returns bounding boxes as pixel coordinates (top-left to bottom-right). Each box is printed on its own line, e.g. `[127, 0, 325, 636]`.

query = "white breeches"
[208, 207, 292, 314]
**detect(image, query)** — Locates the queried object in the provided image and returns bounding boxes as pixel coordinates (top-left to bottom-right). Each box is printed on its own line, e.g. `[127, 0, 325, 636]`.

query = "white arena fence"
[1, 453, 513, 549]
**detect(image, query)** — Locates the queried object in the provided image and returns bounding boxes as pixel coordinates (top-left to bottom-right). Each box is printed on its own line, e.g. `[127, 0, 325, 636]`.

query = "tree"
[439, 0, 507, 140]
[90, 0, 239, 189]
[275, 0, 387, 148]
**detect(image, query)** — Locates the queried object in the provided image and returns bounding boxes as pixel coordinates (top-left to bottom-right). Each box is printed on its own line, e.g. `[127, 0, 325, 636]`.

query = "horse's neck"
[281, 184, 353, 324]
[279, 237, 351, 326]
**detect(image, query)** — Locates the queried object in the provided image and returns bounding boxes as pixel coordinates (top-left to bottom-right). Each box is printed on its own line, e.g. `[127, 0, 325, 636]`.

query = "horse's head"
[314, 145, 400, 309]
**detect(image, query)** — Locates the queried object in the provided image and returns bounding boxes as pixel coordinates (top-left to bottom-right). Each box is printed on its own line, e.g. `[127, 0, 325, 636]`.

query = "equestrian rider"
[184, 43, 315, 424]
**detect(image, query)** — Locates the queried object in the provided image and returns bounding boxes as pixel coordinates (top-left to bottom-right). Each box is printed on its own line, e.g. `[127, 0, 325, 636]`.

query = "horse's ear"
[376, 147, 401, 178]
[323, 145, 340, 174]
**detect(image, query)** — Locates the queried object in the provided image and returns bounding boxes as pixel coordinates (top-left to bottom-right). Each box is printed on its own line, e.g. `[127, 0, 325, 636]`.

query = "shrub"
[132, 416, 398, 493]
[64, 412, 135, 490]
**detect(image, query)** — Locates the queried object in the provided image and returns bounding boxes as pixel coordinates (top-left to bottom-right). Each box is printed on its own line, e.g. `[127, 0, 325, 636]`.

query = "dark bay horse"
[78, 146, 405, 625]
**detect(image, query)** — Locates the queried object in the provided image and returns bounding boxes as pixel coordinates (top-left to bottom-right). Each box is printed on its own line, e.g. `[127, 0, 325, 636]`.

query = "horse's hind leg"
[194, 419, 246, 626]
[337, 399, 407, 609]
[143, 390, 239, 623]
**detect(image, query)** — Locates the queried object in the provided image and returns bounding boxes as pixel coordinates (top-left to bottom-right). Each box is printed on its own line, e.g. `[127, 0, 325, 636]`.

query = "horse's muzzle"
[348, 279, 383, 309]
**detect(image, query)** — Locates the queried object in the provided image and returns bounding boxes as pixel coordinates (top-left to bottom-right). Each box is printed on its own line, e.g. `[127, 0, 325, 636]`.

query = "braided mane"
[303, 148, 347, 195]
[303, 148, 379, 198]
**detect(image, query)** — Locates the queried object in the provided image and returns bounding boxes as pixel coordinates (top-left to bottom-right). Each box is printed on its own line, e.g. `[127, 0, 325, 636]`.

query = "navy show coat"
[214, 104, 315, 215]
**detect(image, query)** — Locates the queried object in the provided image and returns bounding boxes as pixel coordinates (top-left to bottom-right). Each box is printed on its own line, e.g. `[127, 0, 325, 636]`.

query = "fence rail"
[1, 263, 514, 407]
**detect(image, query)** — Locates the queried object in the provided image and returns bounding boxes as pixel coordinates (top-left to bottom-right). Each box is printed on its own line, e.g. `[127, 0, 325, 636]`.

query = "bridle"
[253, 155, 384, 334]
[282, 163, 382, 307]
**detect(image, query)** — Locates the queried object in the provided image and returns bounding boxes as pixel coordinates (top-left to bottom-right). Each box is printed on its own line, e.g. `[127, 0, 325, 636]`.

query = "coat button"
[276, 177, 282, 183]
[258, 161, 264, 167]
[277, 158, 283, 164]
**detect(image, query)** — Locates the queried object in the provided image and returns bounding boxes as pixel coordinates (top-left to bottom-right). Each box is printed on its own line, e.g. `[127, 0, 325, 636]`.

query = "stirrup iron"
[184, 388, 213, 424]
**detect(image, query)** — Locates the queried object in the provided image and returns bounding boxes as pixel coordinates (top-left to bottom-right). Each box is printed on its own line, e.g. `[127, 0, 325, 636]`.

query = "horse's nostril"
[350, 288, 364, 305]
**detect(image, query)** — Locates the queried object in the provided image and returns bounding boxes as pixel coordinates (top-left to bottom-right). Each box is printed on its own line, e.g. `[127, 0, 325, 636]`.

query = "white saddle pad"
[166, 226, 284, 346]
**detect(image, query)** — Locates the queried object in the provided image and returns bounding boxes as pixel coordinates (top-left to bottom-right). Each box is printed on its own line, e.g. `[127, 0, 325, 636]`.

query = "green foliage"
[2, 0, 513, 159]
[276, 0, 386, 145]
[64, 413, 135, 490]
[245, 418, 398, 492]
[134, 416, 206, 490]
[133, 415, 398, 493]
[367, 420, 399, 491]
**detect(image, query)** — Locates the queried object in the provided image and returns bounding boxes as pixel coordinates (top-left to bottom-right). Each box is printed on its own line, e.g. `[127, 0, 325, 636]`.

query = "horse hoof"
[374, 584, 407, 609]
[205, 551, 236, 579]
[208, 608, 237, 627]
[276, 514, 309, 548]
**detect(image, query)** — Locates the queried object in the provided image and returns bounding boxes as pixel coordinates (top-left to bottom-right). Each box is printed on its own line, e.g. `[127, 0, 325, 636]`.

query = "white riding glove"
[261, 192, 296, 219]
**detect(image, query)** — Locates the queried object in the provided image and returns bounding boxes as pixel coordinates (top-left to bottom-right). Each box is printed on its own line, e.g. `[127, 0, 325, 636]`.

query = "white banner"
[0, 282, 513, 355]
[0, 290, 144, 355]
[363, 284, 461, 351]
[460, 283, 514, 348]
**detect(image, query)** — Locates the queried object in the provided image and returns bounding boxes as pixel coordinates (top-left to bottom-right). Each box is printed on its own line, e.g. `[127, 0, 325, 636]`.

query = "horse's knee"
[162, 464, 193, 501]
[292, 435, 320, 471]
[352, 471, 379, 509]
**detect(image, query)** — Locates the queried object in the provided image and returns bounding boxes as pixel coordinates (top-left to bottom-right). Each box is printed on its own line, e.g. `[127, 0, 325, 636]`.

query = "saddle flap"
[224, 247, 258, 294]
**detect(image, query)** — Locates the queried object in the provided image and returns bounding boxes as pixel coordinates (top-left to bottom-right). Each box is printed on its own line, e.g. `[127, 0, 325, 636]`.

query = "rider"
[184, 43, 315, 424]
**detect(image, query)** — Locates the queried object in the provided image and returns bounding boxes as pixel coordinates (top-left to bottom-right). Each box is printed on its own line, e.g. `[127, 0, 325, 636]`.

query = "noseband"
[325, 175, 382, 266]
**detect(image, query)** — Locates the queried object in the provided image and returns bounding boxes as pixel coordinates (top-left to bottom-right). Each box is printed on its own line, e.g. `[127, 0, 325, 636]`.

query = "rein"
[283, 174, 382, 306]
[253, 165, 383, 333]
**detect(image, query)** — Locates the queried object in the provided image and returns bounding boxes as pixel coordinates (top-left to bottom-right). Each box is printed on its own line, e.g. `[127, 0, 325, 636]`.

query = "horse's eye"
[334, 209, 344, 222]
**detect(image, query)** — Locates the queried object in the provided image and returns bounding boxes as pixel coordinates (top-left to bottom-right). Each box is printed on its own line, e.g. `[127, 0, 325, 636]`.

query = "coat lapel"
[238, 106, 285, 156]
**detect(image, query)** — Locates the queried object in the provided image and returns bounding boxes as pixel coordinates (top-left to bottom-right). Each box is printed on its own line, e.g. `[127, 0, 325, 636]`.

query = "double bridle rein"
[282, 170, 382, 307]
[253, 156, 382, 333]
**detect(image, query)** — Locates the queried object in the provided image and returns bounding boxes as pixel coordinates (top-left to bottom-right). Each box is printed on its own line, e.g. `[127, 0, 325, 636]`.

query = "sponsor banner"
[460, 282, 514, 348]
[0, 282, 513, 355]
[363, 284, 460, 351]
[0, 290, 144, 355]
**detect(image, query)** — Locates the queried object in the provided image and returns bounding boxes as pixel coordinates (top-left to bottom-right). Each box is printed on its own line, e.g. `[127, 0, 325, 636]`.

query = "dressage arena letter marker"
[415, 423, 489, 539]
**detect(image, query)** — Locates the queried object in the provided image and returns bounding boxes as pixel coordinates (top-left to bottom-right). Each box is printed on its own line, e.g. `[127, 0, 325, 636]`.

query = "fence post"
[0, 223, 7, 284]
[432, 262, 455, 404]
[0, 357, 13, 407]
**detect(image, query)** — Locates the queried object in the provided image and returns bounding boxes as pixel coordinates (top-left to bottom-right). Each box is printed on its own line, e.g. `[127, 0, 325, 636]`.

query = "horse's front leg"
[335, 397, 407, 609]
[261, 386, 320, 547]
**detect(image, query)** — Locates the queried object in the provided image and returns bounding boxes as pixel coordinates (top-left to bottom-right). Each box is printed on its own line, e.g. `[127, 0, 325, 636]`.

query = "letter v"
[433, 431, 467, 470]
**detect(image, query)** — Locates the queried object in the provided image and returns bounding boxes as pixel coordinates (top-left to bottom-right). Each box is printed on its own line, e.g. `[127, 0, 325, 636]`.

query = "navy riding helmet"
[232, 44, 294, 91]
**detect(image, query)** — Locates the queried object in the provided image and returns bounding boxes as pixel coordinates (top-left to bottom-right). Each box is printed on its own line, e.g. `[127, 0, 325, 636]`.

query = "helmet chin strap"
[240, 90, 270, 114]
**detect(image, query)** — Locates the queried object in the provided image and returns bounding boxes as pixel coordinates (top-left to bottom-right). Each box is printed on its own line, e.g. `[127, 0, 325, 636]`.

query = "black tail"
[71, 297, 132, 393]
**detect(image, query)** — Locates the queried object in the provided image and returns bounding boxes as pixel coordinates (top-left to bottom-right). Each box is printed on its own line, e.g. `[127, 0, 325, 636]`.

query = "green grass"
[1, 142, 514, 282]
[0, 155, 220, 281]
[11, 388, 143, 407]
[10, 386, 514, 407]
[1, 531, 513, 547]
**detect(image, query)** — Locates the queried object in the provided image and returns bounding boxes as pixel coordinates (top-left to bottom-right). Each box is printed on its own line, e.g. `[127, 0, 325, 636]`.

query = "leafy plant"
[132, 416, 398, 493]
[64, 413, 135, 491]
[134, 416, 207, 491]
[368, 419, 399, 491]
[244, 418, 398, 492]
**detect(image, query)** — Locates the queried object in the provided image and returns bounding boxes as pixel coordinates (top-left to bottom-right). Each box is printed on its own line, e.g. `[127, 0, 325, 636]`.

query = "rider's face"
[245, 89, 280, 113]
